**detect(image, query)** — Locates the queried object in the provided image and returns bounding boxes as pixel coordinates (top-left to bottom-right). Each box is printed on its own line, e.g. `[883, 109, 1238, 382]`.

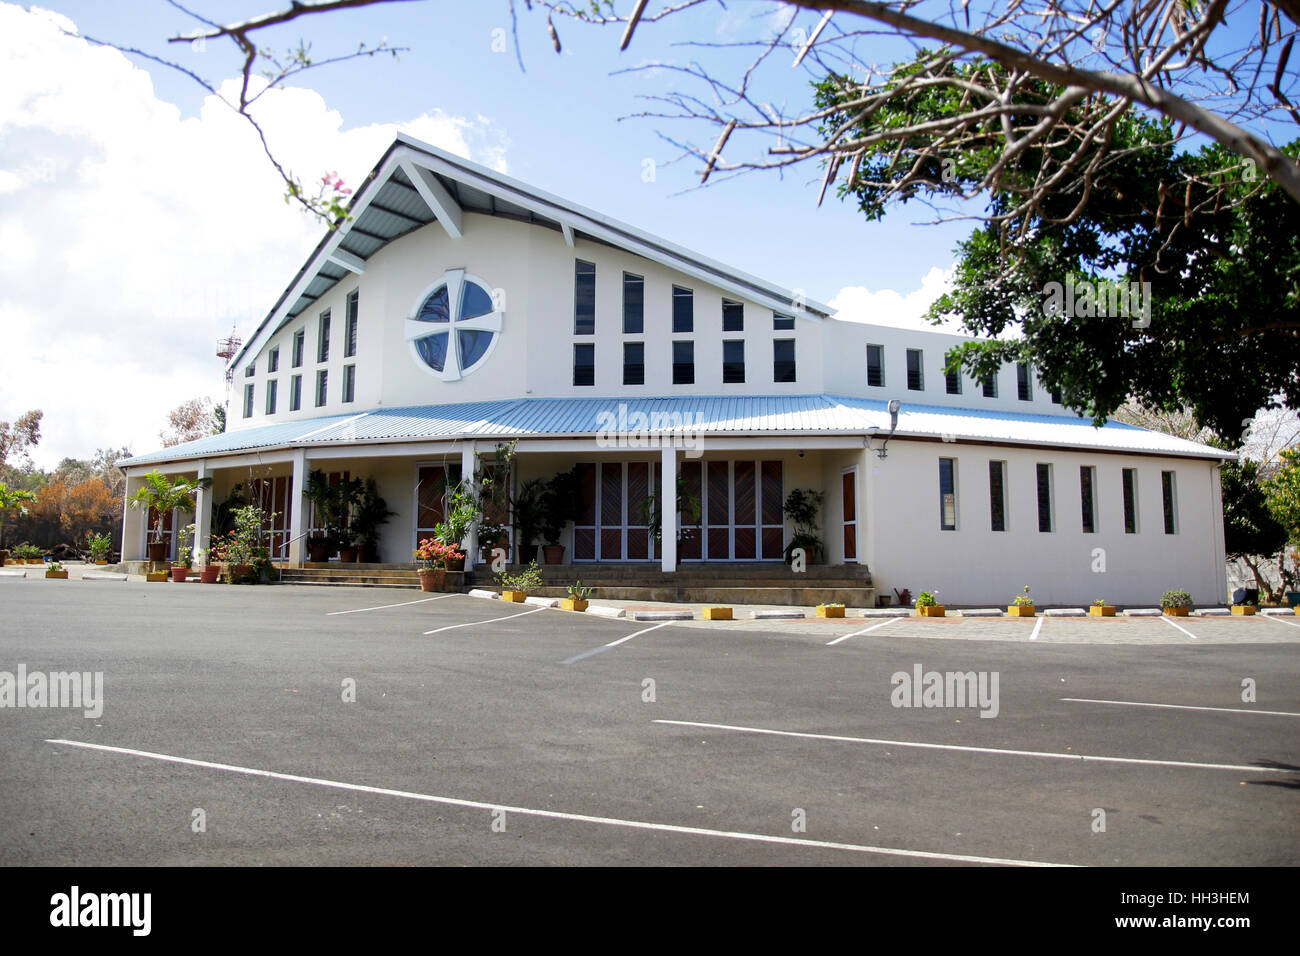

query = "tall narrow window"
[1017, 362, 1033, 401]
[342, 364, 356, 403]
[672, 341, 694, 384]
[574, 260, 596, 335]
[989, 460, 1007, 532]
[982, 374, 998, 398]
[315, 369, 328, 407]
[290, 374, 302, 412]
[722, 299, 744, 332]
[773, 339, 796, 383]
[243, 383, 254, 418]
[244, 364, 255, 378]
[345, 290, 359, 357]
[622, 273, 643, 334]
[1122, 468, 1138, 533]
[623, 342, 644, 385]
[939, 458, 957, 530]
[945, 354, 961, 394]
[723, 340, 745, 383]
[906, 348, 924, 391]
[1080, 465, 1096, 533]
[292, 329, 305, 368]
[317, 310, 330, 363]
[1036, 463, 1053, 532]
[268, 348, 279, 373]
[866, 344, 885, 387]
[265, 379, 277, 415]
[1161, 471, 1177, 534]
[1050, 391, 1061, 404]
[672, 286, 693, 333]
[773, 312, 795, 330]
[573, 343, 595, 386]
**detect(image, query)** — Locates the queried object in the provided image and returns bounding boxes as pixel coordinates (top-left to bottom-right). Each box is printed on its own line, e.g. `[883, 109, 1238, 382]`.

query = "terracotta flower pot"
[147, 541, 168, 562]
[339, 546, 359, 563]
[418, 568, 447, 593]
[170, 567, 189, 583]
[543, 545, 565, 565]
[307, 538, 331, 563]
[228, 564, 253, 583]
[445, 555, 466, 573]
[200, 565, 221, 584]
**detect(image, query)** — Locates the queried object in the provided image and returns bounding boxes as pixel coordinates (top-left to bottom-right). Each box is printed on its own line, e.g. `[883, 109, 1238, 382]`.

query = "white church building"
[119, 134, 1231, 606]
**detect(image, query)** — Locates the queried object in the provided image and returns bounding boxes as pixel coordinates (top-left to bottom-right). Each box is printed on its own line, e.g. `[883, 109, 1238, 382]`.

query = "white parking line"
[422, 605, 547, 635]
[653, 719, 1298, 776]
[563, 621, 673, 665]
[327, 594, 460, 616]
[1029, 616, 1044, 641]
[1062, 697, 1300, 718]
[1158, 615, 1197, 639]
[1260, 614, 1300, 630]
[44, 738, 1070, 867]
[826, 618, 898, 646]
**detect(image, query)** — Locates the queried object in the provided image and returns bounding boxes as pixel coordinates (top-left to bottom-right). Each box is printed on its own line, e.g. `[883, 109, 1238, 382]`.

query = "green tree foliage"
[817, 59, 1299, 442]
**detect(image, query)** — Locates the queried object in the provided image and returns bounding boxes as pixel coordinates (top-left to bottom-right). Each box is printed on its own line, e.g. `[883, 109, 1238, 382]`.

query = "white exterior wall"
[233, 214, 825, 426]
[865, 439, 1227, 606]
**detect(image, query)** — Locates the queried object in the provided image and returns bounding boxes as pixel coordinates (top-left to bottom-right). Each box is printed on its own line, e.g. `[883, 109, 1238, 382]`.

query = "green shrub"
[915, 591, 938, 608]
[496, 561, 543, 593]
[1161, 589, 1193, 609]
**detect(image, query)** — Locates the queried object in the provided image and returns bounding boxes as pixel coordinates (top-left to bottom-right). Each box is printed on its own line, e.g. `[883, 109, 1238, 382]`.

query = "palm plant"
[0, 482, 39, 550]
[128, 471, 214, 543]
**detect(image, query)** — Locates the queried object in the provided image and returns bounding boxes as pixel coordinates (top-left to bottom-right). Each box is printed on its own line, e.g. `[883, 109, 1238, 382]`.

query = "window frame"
[342, 364, 356, 404]
[344, 290, 359, 358]
[1161, 470, 1178, 534]
[265, 379, 277, 415]
[574, 260, 596, 335]
[866, 344, 885, 387]
[317, 310, 331, 364]
[939, 457, 957, 531]
[572, 342, 595, 387]
[623, 341, 645, 386]
[314, 369, 328, 408]
[1080, 465, 1097, 533]
[672, 286, 694, 334]
[622, 272, 644, 334]
[1036, 463, 1054, 533]
[988, 460, 1007, 532]
[722, 339, 745, 384]
[773, 338, 796, 383]
[1122, 467, 1139, 534]
[672, 340, 695, 385]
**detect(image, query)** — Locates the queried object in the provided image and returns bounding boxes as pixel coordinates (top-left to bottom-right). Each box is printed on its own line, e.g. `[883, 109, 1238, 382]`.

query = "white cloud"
[829, 266, 964, 333]
[0, 3, 508, 469]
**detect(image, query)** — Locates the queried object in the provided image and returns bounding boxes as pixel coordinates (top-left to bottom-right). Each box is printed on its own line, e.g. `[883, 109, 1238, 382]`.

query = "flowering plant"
[1013, 585, 1034, 607]
[416, 537, 463, 570]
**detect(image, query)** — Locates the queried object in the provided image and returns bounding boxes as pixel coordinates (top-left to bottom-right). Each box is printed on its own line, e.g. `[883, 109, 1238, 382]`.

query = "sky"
[0, 1, 974, 469]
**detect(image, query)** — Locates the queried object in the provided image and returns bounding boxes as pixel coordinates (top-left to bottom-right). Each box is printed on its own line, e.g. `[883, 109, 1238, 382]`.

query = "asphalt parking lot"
[1, 577, 1297, 866]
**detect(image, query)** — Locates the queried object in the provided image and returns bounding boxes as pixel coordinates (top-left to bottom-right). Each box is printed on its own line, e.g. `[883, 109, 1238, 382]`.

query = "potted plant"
[915, 590, 945, 617]
[129, 471, 213, 563]
[702, 606, 733, 620]
[782, 488, 825, 565]
[44, 561, 68, 580]
[304, 470, 354, 563]
[561, 581, 592, 612]
[351, 478, 394, 563]
[221, 504, 270, 583]
[510, 478, 548, 567]
[13, 543, 43, 564]
[1008, 585, 1036, 617]
[86, 531, 112, 565]
[1089, 598, 1116, 617]
[1161, 589, 1193, 616]
[415, 537, 461, 592]
[816, 602, 846, 618]
[496, 560, 543, 602]
[477, 521, 510, 564]
[198, 546, 221, 584]
[1231, 602, 1257, 615]
[435, 490, 479, 571]
[0, 481, 38, 567]
[539, 469, 581, 564]
[146, 566, 169, 582]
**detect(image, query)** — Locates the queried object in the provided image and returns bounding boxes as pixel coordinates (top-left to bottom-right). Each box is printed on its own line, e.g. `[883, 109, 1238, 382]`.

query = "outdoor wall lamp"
[865, 399, 902, 459]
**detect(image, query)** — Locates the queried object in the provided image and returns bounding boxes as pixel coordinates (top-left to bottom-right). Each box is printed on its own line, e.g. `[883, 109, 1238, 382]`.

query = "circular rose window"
[406, 269, 503, 381]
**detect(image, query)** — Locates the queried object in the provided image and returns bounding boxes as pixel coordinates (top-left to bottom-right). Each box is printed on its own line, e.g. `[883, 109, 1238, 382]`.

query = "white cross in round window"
[405, 269, 504, 381]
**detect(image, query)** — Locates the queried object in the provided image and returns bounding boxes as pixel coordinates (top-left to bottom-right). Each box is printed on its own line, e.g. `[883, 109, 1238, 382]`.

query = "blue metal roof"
[119, 395, 1230, 467]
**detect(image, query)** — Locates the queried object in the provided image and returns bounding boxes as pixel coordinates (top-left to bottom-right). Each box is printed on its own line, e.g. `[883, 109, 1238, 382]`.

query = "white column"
[660, 446, 677, 572]
[192, 461, 212, 561]
[461, 441, 478, 571]
[121, 473, 147, 562]
[288, 449, 309, 567]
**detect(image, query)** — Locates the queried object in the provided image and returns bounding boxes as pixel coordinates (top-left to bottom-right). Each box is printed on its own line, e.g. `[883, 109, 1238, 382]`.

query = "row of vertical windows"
[577, 261, 792, 335]
[574, 341, 797, 386]
[940, 459, 1179, 534]
[869, 345, 1058, 403]
[246, 366, 355, 416]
